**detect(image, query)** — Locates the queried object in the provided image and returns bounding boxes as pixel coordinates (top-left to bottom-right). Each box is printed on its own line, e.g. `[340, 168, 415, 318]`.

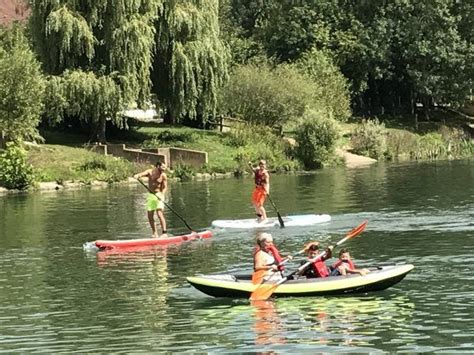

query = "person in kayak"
[248, 160, 270, 223]
[253, 232, 292, 282]
[134, 161, 168, 238]
[330, 248, 370, 276]
[300, 242, 334, 278]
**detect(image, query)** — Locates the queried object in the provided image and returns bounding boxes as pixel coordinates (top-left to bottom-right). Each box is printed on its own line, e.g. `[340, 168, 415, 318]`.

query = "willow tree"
[152, 0, 229, 126]
[29, 0, 161, 142]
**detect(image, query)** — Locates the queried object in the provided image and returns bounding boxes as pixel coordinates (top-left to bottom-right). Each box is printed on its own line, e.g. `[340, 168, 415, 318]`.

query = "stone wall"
[145, 147, 208, 169]
[87, 143, 206, 168]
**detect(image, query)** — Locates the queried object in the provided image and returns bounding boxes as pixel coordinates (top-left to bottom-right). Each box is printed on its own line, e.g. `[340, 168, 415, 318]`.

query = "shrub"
[220, 62, 313, 126]
[351, 119, 387, 159]
[0, 143, 36, 189]
[295, 49, 351, 122]
[414, 133, 447, 160]
[171, 164, 195, 181]
[76, 155, 134, 183]
[143, 129, 197, 148]
[385, 129, 418, 160]
[294, 111, 340, 169]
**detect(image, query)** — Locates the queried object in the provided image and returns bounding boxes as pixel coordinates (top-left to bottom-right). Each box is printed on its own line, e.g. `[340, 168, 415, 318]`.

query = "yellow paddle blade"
[250, 283, 278, 301]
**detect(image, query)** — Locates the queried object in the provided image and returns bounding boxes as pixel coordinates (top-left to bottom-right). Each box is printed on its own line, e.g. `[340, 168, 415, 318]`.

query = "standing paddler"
[134, 161, 168, 238]
[248, 160, 270, 223]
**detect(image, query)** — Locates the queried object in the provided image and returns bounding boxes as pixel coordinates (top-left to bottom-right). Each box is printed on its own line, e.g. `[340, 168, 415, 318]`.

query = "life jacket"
[253, 244, 285, 271]
[310, 258, 330, 278]
[254, 169, 267, 186]
[332, 259, 355, 270]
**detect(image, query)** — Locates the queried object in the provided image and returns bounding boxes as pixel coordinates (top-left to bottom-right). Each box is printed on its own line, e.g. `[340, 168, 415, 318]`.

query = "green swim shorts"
[147, 192, 165, 211]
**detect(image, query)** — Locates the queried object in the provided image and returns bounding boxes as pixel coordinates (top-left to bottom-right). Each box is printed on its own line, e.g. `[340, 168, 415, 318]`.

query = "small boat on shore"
[187, 264, 414, 298]
[211, 214, 331, 229]
[92, 230, 213, 250]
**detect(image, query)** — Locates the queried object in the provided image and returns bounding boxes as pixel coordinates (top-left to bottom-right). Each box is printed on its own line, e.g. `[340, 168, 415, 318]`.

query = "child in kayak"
[330, 248, 370, 276]
[300, 242, 333, 278]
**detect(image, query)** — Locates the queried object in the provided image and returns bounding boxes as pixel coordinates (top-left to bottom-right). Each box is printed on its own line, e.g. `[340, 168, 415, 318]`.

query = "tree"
[220, 62, 312, 126]
[152, 0, 230, 126]
[0, 25, 45, 146]
[384, 0, 473, 114]
[29, 0, 160, 142]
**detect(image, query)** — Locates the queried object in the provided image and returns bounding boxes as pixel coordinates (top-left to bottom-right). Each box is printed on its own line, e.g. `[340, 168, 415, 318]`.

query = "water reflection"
[251, 300, 286, 347]
[186, 294, 415, 351]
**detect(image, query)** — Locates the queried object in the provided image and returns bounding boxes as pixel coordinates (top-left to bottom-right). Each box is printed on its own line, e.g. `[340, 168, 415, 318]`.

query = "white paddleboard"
[211, 214, 331, 229]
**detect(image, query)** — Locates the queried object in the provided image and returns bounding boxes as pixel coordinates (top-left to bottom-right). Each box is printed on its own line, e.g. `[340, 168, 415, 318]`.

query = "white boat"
[211, 214, 331, 229]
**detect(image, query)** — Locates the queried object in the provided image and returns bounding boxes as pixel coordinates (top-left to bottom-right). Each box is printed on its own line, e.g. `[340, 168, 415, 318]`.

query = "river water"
[0, 159, 473, 352]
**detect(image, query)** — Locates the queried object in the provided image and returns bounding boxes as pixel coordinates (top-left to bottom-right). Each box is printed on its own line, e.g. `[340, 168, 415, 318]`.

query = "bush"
[294, 111, 340, 169]
[295, 49, 351, 122]
[76, 155, 134, 183]
[220, 62, 313, 126]
[143, 129, 197, 148]
[0, 143, 36, 189]
[385, 129, 418, 160]
[414, 133, 447, 160]
[171, 164, 195, 181]
[351, 119, 387, 159]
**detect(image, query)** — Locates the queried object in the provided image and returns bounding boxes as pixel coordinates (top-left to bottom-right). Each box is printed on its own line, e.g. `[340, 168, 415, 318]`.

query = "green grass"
[26, 144, 141, 183]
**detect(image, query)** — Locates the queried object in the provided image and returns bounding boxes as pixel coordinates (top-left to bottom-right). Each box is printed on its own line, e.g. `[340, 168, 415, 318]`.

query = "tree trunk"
[90, 117, 107, 144]
[163, 109, 175, 125]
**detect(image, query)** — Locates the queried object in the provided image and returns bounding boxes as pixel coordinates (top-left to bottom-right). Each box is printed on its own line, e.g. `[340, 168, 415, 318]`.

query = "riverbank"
[0, 146, 377, 196]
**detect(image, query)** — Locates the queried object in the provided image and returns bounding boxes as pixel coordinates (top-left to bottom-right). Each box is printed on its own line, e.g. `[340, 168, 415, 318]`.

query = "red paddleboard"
[94, 230, 212, 250]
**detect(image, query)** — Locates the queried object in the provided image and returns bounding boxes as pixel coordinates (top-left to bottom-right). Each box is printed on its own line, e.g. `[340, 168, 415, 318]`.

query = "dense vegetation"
[0, 0, 472, 190]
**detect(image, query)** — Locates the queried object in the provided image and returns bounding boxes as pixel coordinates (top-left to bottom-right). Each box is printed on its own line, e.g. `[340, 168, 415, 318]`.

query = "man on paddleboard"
[134, 161, 168, 238]
[248, 160, 270, 223]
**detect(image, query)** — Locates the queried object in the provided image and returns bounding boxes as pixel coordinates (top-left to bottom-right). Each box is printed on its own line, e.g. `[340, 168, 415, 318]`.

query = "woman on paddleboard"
[134, 161, 168, 238]
[248, 160, 270, 223]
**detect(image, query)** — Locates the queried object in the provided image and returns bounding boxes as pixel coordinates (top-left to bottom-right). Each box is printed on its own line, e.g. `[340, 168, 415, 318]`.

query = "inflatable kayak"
[94, 230, 212, 250]
[187, 264, 414, 298]
[211, 214, 331, 229]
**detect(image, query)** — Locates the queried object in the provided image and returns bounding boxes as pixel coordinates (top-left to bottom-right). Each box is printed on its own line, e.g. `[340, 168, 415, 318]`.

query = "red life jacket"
[253, 245, 285, 271]
[332, 259, 355, 270]
[254, 169, 267, 186]
[310, 258, 330, 278]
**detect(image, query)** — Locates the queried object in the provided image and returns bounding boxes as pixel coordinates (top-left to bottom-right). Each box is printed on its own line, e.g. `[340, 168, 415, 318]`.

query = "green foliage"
[220, 62, 313, 126]
[76, 155, 134, 183]
[0, 143, 35, 190]
[351, 119, 387, 159]
[0, 25, 45, 143]
[171, 164, 195, 181]
[294, 49, 351, 122]
[227, 122, 298, 173]
[414, 133, 447, 160]
[385, 129, 418, 160]
[294, 111, 340, 169]
[30, 0, 160, 142]
[44, 70, 124, 136]
[142, 129, 198, 148]
[153, 0, 230, 125]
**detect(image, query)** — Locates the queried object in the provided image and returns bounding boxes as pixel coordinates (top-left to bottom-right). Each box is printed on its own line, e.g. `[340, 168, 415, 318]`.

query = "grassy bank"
[1, 113, 471, 191]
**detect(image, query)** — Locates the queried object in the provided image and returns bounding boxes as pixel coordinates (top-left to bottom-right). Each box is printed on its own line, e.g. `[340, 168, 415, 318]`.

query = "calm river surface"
[1, 159, 473, 352]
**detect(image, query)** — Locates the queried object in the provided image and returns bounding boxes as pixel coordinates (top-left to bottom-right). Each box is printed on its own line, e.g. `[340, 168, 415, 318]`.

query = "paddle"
[249, 220, 368, 301]
[267, 194, 285, 228]
[136, 178, 195, 232]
